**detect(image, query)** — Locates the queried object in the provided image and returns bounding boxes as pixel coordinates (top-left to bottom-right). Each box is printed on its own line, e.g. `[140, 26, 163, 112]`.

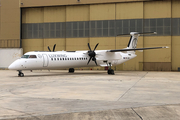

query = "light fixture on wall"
[77, 0, 80, 2]
[21, 2, 23, 5]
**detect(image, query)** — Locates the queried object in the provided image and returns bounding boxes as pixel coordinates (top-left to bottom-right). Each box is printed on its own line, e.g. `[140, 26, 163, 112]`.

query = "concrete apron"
[0, 70, 180, 120]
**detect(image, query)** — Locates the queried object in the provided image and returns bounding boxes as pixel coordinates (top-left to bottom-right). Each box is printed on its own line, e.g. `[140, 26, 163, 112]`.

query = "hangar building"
[0, 0, 180, 71]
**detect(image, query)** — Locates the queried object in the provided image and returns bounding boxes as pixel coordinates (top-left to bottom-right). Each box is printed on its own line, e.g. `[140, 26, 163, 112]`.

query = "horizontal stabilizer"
[138, 32, 157, 35]
[108, 46, 168, 52]
[117, 32, 157, 36]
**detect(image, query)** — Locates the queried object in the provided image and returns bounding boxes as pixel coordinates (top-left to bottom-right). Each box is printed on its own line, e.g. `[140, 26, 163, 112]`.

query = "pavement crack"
[1, 107, 41, 120]
[131, 107, 143, 120]
[117, 72, 148, 101]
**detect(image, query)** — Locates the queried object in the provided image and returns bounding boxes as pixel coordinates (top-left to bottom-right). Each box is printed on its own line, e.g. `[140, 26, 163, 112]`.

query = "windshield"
[21, 55, 37, 58]
[21, 55, 29, 58]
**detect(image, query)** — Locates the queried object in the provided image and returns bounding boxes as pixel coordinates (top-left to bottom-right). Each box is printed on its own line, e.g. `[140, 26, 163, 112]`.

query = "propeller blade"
[88, 43, 92, 51]
[94, 59, 98, 66]
[93, 43, 99, 51]
[48, 46, 51, 52]
[87, 57, 92, 65]
[53, 44, 56, 52]
[87, 43, 99, 66]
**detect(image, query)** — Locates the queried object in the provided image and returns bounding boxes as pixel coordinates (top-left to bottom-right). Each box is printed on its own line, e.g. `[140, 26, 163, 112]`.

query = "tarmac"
[0, 70, 180, 120]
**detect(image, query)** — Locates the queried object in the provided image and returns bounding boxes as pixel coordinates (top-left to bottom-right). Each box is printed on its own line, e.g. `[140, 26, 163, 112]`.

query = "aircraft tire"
[108, 69, 115, 75]
[69, 68, 75, 73]
[18, 73, 24, 77]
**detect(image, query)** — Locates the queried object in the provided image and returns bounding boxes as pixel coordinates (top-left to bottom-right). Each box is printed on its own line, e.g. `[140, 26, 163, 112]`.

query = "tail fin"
[127, 32, 139, 49]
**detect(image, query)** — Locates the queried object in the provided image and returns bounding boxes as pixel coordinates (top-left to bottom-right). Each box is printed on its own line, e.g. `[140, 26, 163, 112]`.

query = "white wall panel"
[0, 48, 23, 69]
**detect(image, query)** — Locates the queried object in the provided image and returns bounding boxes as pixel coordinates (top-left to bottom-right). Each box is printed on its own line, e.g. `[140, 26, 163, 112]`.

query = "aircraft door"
[42, 54, 48, 67]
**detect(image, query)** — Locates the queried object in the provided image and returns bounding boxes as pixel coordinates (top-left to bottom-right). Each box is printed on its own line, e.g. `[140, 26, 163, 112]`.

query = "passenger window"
[54, 58, 56, 60]
[51, 58, 53, 61]
[29, 55, 37, 58]
[57, 58, 59, 60]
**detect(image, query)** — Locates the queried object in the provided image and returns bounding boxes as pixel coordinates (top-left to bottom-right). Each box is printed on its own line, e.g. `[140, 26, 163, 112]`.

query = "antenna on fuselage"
[47, 44, 56, 52]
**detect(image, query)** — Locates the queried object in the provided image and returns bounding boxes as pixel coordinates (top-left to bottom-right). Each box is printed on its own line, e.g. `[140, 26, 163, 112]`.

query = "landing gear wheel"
[107, 69, 114, 75]
[107, 62, 115, 75]
[19, 73, 24, 77]
[69, 68, 75, 73]
[18, 71, 24, 77]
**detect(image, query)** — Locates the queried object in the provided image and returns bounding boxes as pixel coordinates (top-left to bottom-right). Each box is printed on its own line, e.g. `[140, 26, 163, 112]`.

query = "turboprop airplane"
[8, 32, 168, 77]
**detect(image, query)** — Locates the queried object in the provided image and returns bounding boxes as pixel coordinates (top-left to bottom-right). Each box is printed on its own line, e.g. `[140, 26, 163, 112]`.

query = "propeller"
[53, 44, 56, 52]
[48, 44, 56, 52]
[87, 43, 99, 65]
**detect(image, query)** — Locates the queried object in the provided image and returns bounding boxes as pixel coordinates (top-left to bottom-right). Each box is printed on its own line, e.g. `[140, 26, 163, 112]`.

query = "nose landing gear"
[18, 70, 24, 77]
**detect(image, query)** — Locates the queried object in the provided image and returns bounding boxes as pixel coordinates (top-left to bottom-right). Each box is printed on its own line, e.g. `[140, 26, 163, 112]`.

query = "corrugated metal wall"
[0, 0, 20, 48]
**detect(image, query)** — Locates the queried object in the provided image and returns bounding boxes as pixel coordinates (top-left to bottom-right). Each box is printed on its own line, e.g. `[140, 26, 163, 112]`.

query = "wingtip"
[163, 46, 169, 48]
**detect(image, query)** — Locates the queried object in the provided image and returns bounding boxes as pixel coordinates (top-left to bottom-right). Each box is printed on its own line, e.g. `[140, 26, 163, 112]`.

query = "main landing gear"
[69, 68, 75, 73]
[18, 70, 24, 77]
[107, 63, 114, 75]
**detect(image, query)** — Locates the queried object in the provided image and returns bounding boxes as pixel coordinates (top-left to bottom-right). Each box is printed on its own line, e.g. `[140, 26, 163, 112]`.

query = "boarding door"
[42, 54, 48, 67]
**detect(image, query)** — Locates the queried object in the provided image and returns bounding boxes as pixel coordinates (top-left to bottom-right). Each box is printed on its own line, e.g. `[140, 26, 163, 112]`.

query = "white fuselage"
[8, 50, 137, 71]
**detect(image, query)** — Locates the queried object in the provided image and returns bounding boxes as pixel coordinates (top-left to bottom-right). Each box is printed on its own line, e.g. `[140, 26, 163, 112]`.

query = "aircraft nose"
[8, 59, 24, 70]
[8, 63, 16, 70]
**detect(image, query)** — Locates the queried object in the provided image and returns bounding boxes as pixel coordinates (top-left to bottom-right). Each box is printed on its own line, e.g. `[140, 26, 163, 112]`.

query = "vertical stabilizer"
[126, 32, 140, 54]
[127, 32, 140, 49]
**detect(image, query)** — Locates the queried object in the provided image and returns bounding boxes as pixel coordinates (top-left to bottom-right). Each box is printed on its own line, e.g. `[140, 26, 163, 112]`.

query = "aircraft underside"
[17, 63, 115, 77]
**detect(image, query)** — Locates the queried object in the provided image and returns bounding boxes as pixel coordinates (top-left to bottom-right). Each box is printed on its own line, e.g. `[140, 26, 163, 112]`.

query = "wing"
[107, 46, 168, 52]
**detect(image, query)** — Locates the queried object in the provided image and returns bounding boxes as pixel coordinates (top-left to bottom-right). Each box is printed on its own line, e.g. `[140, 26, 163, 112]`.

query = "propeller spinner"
[48, 44, 56, 52]
[87, 43, 99, 65]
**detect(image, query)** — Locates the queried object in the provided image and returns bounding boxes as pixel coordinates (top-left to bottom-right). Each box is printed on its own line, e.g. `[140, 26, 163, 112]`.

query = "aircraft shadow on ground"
[11, 71, 107, 77]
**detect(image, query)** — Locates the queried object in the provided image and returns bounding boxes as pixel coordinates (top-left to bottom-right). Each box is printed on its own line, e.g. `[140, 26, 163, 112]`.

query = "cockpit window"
[29, 55, 37, 58]
[21, 55, 29, 58]
[21, 55, 37, 58]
